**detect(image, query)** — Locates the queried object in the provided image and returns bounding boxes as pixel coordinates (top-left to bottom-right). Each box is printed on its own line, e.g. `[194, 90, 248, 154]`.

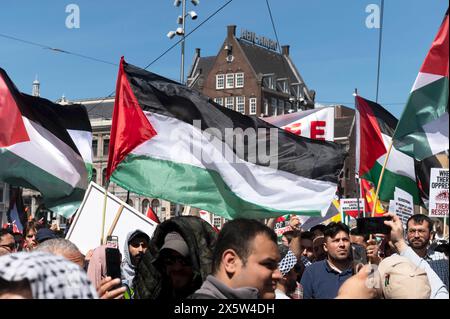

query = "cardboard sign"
[394, 187, 414, 227]
[66, 182, 158, 256]
[429, 168, 449, 218]
[340, 198, 364, 218]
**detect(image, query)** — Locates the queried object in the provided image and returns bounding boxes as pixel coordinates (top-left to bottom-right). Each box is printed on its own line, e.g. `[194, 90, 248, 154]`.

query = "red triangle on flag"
[420, 12, 449, 77]
[0, 70, 30, 147]
[106, 57, 158, 181]
[146, 206, 160, 224]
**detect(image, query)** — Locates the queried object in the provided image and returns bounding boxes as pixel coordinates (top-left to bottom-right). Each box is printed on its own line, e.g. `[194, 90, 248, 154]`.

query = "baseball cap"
[35, 228, 57, 243]
[159, 232, 189, 257]
[377, 255, 431, 299]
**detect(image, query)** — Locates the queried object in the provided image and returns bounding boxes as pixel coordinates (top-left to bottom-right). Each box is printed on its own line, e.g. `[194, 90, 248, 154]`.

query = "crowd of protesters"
[0, 211, 448, 299]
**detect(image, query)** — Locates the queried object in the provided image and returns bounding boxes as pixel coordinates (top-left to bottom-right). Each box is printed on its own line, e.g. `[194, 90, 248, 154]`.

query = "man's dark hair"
[350, 228, 369, 241]
[212, 219, 277, 274]
[323, 222, 350, 239]
[406, 214, 433, 232]
[300, 231, 314, 241]
[282, 230, 301, 244]
[310, 224, 326, 233]
[0, 228, 14, 240]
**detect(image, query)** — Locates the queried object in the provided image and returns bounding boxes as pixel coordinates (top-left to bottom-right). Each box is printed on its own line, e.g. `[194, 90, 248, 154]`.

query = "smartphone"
[351, 243, 367, 273]
[105, 247, 122, 280]
[356, 217, 392, 235]
[106, 235, 119, 249]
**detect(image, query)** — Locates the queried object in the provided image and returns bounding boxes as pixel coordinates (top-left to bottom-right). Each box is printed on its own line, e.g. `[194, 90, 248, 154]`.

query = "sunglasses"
[162, 255, 191, 266]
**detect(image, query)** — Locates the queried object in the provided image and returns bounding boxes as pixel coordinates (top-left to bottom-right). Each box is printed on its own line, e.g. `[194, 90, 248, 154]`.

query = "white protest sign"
[66, 182, 158, 256]
[388, 200, 396, 214]
[340, 198, 365, 217]
[264, 107, 335, 141]
[429, 168, 449, 218]
[394, 187, 414, 227]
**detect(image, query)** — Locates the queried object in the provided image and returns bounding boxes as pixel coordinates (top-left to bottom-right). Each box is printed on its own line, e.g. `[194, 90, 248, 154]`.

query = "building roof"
[189, 56, 216, 91]
[237, 39, 298, 85]
[61, 97, 115, 120]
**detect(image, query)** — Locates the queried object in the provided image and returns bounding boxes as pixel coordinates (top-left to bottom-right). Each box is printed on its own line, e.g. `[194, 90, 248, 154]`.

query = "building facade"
[187, 25, 316, 117]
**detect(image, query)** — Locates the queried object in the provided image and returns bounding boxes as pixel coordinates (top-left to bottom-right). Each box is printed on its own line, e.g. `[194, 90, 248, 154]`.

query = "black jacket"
[133, 216, 218, 299]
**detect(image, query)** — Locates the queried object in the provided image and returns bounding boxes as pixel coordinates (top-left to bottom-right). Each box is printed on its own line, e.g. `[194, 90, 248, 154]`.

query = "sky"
[0, 0, 447, 118]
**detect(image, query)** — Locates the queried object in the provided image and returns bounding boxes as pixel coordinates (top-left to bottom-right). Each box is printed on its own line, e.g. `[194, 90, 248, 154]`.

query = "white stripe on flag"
[67, 129, 93, 164]
[130, 112, 337, 215]
[411, 72, 443, 92]
[378, 133, 416, 180]
[423, 112, 449, 155]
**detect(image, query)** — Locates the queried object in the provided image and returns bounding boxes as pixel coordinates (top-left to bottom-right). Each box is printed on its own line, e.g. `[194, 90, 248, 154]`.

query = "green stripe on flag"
[393, 77, 449, 160]
[362, 161, 420, 205]
[111, 154, 322, 220]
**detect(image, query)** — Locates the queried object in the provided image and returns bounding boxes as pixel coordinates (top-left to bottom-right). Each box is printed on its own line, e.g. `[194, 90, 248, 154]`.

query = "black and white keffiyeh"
[278, 250, 297, 277]
[0, 251, 98, 299]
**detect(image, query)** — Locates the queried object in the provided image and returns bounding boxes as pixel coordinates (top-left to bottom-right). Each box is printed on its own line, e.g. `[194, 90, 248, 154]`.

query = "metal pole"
[180, 0, 186, 84]
[375, 0, 384, 103]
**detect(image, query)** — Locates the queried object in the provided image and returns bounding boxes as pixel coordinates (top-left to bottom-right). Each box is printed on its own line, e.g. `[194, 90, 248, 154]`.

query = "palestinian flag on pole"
[0, 68, 92, 218]
[106, 58, 346, 220]
[355, 96, 420, 205]
[393, 10, 449, 162]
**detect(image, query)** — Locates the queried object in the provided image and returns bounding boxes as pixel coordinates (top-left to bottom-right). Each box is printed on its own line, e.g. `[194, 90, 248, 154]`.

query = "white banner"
[264, 107, 335, 141]
[429, 168, 449, 218]
[340, 198, 364, 217]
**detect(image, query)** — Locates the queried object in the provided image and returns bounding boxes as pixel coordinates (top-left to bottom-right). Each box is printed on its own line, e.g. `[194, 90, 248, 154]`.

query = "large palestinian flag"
[355, 96, 420, 205]
[106, 58, 346, 220]
[0, 68, 92, 217]
[393, 10, 449, 162]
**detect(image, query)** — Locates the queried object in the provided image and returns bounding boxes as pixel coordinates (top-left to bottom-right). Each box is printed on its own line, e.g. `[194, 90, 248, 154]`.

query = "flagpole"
[372, 140, 394, 217]
[100, 181, 109, 245]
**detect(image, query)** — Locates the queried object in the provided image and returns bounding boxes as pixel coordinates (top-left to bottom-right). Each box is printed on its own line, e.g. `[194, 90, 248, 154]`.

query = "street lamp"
[167, 0, 199, 84]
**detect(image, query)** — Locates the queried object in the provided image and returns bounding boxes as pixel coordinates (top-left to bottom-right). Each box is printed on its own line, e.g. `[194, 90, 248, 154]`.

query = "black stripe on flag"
[360, 97, 398, 137]
[123, 61, 347, 183]
[1, 68, 84, 156]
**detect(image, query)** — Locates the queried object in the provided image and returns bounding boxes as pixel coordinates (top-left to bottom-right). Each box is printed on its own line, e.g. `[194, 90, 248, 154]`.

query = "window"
[214, 97, 224, 106]
[102, 168, 107, 186]
[235, 73, 244, 88]
[142, 199, 150, 215]
[225, 97, 234, 110]
[226, 73, 234, 89]
[249, 98, 257, 115]
[92, 140, 98, 157]
[277, 79, 288, 93]
[278, 100, 285, 115]
[92, 168, 97, 183]
[103, 138, 109, 156]
[216, 74, 224, 89]
[263, 75, 274, 90]
[236, 96, 245, 114]
[271, 98, 277, 116]
[264, 99, 269, 115]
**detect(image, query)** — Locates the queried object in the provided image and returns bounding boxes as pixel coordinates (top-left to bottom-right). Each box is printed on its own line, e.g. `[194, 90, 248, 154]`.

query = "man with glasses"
[0, 229, 17, 256]
[406, 214, 448, 289]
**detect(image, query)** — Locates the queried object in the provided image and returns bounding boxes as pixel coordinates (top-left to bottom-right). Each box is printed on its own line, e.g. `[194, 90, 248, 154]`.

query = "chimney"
[282, 45, 290, 56]
[227, 25, 236, 39]
[195, 48, 201, 57]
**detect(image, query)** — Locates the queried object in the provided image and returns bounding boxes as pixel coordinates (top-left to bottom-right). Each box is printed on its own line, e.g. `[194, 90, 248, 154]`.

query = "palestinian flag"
[393, 10, 449, 161]
[106, 58, 346, 220]
[355, 96, 420, 205]
[0, 68, 92, 217]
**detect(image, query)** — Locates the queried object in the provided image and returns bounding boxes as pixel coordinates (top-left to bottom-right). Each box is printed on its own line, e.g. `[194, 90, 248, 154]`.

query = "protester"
[86, 245, 127, 299]
[310, 224, 327, 240]
[405, 214, 449, 287]
[121, 229, 150, 298]
[350, 228, 382, 264]
[300, 231, 314, 265]
[384, 212, 448, 299]
[275, 245, 299, 299]
[133, 216, 217, 300]
[190, 218, 282, 299]
[301, 222, 353, 299]
[312, 236, 327, 262]
[431, 218, 449, 243]
[35, 227, 58, 244]
[22, 221, 38, 251]
[0, 251, 98, 299]
[0, 229, 16, 257]
[35, 238, 85, 268]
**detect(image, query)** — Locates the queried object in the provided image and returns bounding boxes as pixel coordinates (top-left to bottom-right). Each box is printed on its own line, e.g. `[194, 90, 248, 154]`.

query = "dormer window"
[277, 78, 289, 93]
[262, 74, 275, 90]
